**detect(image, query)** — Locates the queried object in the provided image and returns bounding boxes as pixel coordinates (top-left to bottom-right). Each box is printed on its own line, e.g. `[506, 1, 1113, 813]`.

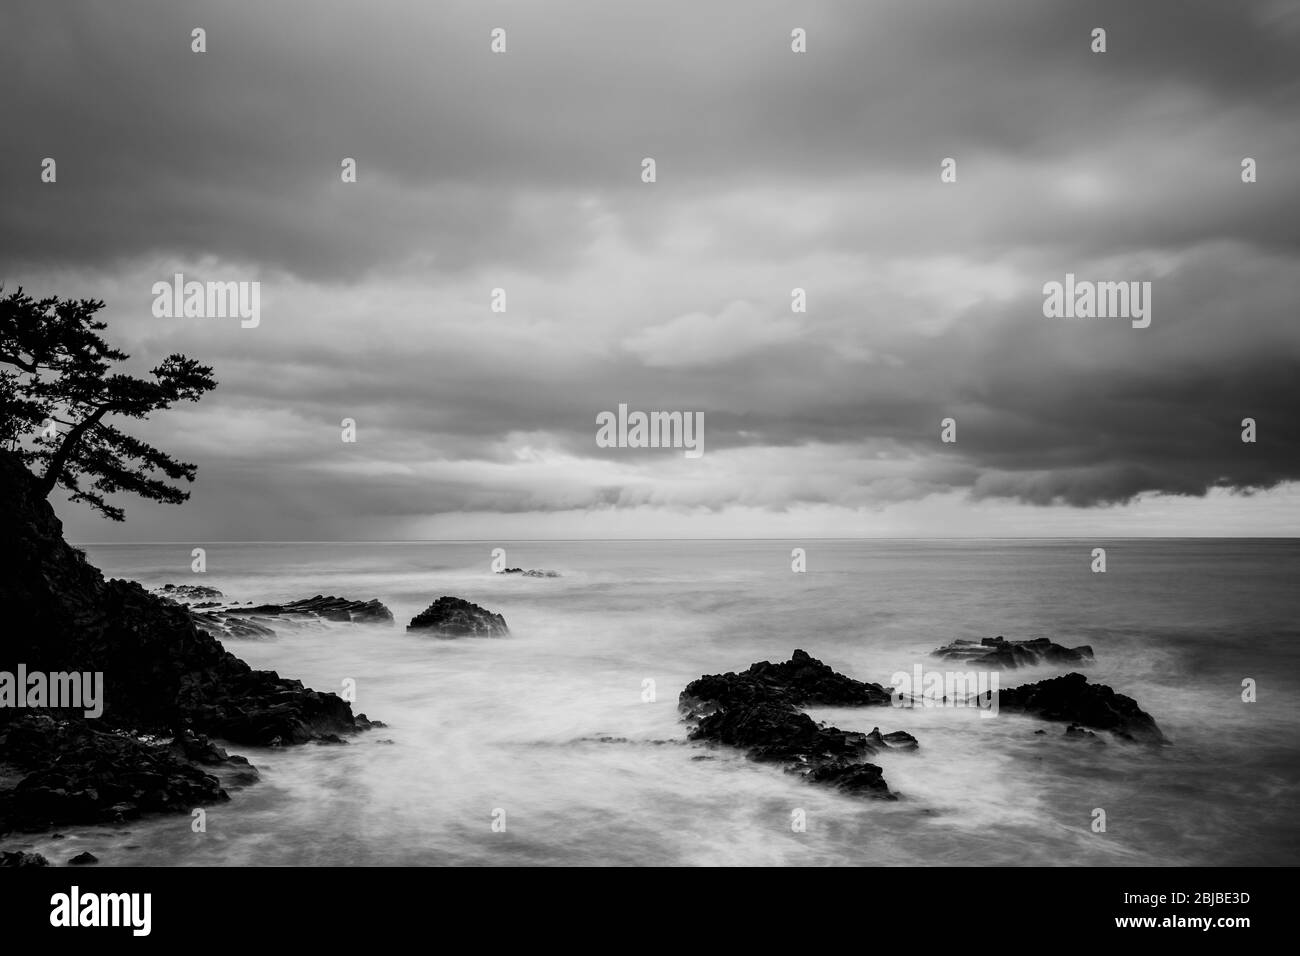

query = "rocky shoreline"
[0, 452, 382, 854]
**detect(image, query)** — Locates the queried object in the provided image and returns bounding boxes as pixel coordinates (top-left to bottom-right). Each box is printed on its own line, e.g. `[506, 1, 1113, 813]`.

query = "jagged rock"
[0, 450, 380, 836]
[1064, 723, 1105, 744]
[996, 673, 1167, 744]
[407, 596, 508, 637]
[189, 594, 394, 639]
[806, 760, 891, 796]
[0, 716, 229, 834]
[680, 651, 914, 800]
[190, 611, 277, 640]
[0, 851, 49, 867]
[497, 568, 560, 578]
[158, 583, 224, 601]
[932, 635, 1094, 668]
[681, 648, 892, 717]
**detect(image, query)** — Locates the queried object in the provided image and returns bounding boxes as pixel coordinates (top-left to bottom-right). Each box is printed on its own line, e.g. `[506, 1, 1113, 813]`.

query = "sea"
[20, 539, 1300, 866]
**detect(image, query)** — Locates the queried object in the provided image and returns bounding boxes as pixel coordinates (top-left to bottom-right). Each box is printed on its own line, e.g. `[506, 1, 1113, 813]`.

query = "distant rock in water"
[0, 851, 49, 867]
[68, 851, 99, 865]
[184, 594, 395, 639]
[496, 568, 560, 578]
[158, 583, 224, 601]
[996, 672, 1167, 744]
[407, 596, 509, 637]
[680, 650, 913, 800]
[932, 635, 1094, 668]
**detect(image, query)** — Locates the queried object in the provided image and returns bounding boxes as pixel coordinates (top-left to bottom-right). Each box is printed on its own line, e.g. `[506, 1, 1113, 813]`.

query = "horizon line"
[70, 536, 1300, 545]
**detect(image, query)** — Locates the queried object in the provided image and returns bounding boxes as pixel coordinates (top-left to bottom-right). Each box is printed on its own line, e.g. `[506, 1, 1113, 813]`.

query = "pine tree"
[0, 288, 216, 521]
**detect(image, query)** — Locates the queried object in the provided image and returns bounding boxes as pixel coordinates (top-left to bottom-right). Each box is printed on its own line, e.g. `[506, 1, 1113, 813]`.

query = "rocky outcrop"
[680, 650, 913, 800]
[0, 851, 49, 867]
[186, 594, 395, 639]
[0, 450, 381, 836]
[157, 583, 224, 601]
[996, 672, 1167, 744]
[932, 635, 1094, 668]
[407, 596, 508, 637]
[681, 648, 893, 716]
[0, 715, 234, 834]
[497, 568, 560, 578]
[189, 610, 277, 639]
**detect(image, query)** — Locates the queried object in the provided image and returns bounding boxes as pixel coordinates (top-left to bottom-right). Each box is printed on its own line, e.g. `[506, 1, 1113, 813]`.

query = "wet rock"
[190, 595, 394, 639]
[158, 583, 224, 601]
[407, 596, 509, 637]
[0, 450, 380, 837]
[1064, 723, 1106, 744]
[805, 760, 893, 797]
[680, 651, 914, 800]
[680, 648, 892, 717]
[932, 635, 1094, 669]
[0, 851, 49, 867]
[996, 673, 1167, 744]
[497, 568, 560, 578]
[0, 717, 230, 835]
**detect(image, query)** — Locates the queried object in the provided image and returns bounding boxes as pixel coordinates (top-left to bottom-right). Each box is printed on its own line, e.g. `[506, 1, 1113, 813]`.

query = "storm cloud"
[2, 0, 1298, 539]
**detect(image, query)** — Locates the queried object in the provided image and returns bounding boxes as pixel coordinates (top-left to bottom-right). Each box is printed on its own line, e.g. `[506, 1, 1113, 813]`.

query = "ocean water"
[19, 539, 1300, 867]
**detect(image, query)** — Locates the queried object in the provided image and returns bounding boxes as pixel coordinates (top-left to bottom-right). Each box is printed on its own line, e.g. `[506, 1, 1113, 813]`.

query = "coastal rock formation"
[680, 650, 912, 799]
[0, 451, 380, 836]
[996, 672, 1167, 744]
[185, 594, 395, 639]
[407, 596, 509, 637]
[932, 635, 1094, 668]
[189, 610, 277, 640]
[158, 583, 224, 601]
[497, 568, 560, 578]
[0, 716, 231, 834]
[680, 648, 893, 717]
[0, 851, 49, 867]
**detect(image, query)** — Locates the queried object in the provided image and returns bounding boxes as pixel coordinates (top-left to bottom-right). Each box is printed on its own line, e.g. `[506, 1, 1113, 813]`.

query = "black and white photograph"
[0, 0, 1295, 932]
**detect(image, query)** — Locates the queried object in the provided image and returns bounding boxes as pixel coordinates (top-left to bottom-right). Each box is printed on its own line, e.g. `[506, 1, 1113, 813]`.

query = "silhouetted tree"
[0, 288, 216, 520]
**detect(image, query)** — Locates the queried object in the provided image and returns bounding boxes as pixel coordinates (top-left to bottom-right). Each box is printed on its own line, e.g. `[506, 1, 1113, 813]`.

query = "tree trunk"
[36, 406, 110, 498]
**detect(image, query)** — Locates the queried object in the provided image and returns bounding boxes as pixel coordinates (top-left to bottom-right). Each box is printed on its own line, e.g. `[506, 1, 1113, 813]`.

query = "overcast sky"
[3, 0, 1299, 541]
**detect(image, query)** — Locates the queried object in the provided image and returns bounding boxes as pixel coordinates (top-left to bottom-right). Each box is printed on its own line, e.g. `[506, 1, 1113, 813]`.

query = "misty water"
[20, 540, 1300, 866]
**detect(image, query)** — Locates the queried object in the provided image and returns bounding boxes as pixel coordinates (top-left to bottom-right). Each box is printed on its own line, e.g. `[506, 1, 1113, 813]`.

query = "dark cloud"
[2, 0, 1298, 539]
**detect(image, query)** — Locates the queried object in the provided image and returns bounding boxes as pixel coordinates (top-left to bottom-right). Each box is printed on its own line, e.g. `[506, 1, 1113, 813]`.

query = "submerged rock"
[407, 596, 509, 637]
[497, 568, 560, 578]
[996, 672, 1167, 744]
[680, 650, 914, 800]
[186, 594, 394, 639]
[932, 635, 1094, 669]
[238, 595, 394, 624]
